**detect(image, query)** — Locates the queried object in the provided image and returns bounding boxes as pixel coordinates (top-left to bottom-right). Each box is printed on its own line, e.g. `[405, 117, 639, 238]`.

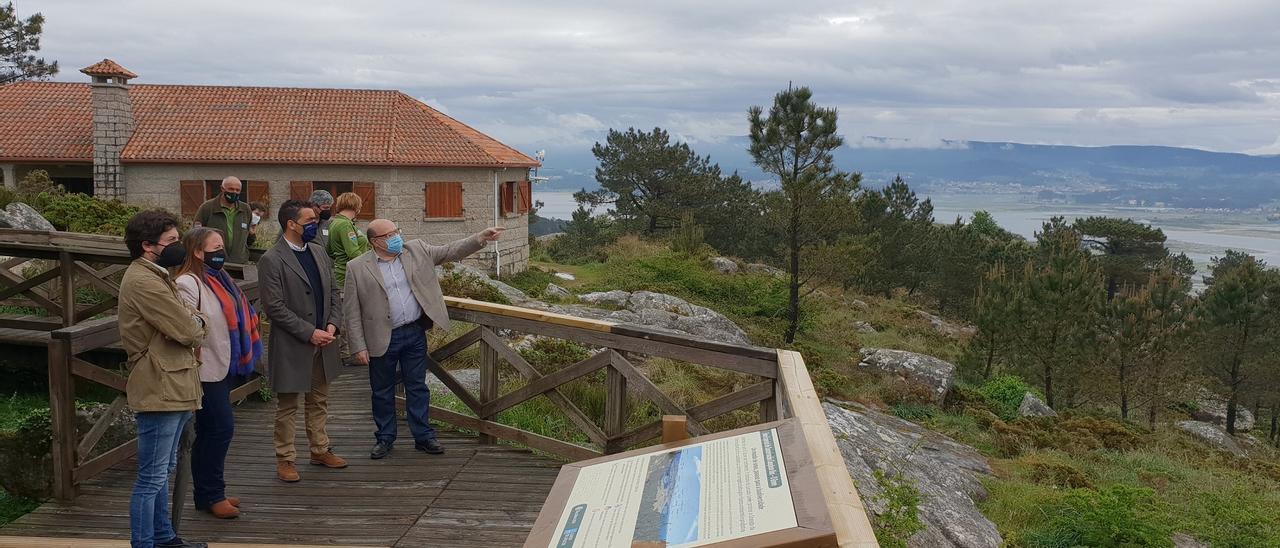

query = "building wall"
[122, 163, 530, 274]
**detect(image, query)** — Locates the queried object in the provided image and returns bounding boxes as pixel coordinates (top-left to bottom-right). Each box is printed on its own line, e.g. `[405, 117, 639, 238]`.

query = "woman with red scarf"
[175, 227, 263, 519]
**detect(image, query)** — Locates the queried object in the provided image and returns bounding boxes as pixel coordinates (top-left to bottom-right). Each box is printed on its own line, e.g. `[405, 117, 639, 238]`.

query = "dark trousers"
[370, 325, 436, 444]
[192, 374, 237, 508]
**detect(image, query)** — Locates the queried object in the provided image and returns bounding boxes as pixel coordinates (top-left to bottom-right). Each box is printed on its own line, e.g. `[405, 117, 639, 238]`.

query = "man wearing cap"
[194, 177, 254, 264]
[309, 190, 335, 243]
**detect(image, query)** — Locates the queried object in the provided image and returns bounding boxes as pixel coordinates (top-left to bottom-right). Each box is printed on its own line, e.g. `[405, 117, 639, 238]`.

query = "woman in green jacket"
[327, 192, 369, 366]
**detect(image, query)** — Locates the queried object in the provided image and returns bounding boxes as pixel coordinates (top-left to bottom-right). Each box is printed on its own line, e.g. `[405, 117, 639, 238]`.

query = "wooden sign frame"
[525, 418, 838, 548]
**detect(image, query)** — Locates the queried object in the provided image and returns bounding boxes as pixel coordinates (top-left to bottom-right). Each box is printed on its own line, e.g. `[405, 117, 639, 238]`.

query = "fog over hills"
[535, 138, 1280, 209]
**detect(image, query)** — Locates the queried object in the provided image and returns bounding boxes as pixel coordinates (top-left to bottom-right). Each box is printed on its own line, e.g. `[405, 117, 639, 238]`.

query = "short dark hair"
[277, 199, 314, 231]
[249, 201, 267, 213]
[125, 209, 179, 259]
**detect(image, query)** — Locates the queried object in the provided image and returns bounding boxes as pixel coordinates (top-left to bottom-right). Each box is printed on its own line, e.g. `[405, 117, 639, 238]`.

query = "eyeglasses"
[372, 229, 402, 240]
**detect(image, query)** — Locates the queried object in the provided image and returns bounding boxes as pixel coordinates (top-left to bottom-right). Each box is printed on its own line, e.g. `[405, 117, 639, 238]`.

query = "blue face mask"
[385, 234, 404, 255]
[300, 221, 319, 243]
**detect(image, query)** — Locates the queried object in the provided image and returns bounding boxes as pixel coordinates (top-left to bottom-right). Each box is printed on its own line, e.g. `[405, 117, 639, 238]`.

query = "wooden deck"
[0, 367, 563, 547]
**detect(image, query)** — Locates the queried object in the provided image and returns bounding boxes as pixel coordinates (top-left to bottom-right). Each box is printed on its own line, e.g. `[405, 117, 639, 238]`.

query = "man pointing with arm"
[343, 220, 503, 458]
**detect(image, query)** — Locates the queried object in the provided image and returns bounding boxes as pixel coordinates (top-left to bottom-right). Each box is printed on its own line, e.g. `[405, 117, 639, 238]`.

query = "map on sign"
[549, 428, 797, 548]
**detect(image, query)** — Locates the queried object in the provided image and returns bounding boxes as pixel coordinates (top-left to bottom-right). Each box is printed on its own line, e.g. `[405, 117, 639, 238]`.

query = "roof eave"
[120, 158, 540, 169]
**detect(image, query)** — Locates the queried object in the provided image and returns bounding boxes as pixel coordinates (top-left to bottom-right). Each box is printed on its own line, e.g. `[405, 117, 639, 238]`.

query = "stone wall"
[122, 163, 529, 273]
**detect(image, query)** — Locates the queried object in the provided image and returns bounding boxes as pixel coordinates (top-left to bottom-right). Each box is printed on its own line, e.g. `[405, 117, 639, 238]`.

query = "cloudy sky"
[26, 0, 1280, 156]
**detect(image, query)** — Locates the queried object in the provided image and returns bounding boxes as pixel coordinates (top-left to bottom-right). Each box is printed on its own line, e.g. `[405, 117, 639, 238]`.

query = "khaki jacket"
[119, 260, 209, 412]
[343, 235, 485, 357]
[194, 197, 254, 264]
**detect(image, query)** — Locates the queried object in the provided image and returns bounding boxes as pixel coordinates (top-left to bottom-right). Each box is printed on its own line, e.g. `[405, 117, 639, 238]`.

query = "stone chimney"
[80, 59, 137, 200]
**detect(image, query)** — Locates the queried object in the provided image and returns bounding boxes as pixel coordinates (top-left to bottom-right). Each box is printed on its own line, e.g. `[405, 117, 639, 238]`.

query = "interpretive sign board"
[525, 419, 837, 548]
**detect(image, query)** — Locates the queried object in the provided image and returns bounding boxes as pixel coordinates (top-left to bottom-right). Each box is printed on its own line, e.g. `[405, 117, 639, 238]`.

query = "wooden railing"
[426, 297, 879, 546]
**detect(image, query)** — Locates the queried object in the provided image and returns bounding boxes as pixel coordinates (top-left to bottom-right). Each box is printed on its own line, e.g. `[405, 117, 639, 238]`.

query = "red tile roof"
[80, 59, 138, 79]
[0, 82, 538, 168]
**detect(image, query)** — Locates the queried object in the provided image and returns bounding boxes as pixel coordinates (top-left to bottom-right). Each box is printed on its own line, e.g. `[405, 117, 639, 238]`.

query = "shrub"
[1023, 485, 1170, 547]
[871, 469, 925, 548]
[519, 338, 591, 374]
[890, 403, 937, 422]
[438, 271, 510, 304]
[1022, 454, 1094, 489]
[500, 267, 557, 299]
[979, 374, 1038, 421]
[547, 206, 616, 264]
[37, 193, 142, 236]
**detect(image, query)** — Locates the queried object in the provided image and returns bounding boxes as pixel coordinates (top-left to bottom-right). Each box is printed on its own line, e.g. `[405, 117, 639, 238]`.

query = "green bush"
[871, 469, 925, 548]
[518, 338, 591, 374]
[979, 374, 1038, 421]
[1023, 485, 1170, 547]
[500, 267, 557, 298]
[547, 206, 617, 264]
[890, 403, 937, 422]
[39, 193, 141, 236]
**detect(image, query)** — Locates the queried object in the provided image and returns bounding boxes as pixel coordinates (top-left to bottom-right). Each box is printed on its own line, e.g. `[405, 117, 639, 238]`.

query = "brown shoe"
[208, 499, 240, 519]
[277, 460, 300, 482]
[226, 496, 240, 507]
[309, 449, 348, 468]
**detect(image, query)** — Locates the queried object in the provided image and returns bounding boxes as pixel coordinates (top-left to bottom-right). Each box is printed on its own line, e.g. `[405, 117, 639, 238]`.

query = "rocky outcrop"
[1176, 420, 1245, 457]
[1017, 392, 1056, 418]
[579, 290, 631, 308]
[825, 399, 1002, 548]
[858, 348, 956, 403]
[854, 321, 877, 334]
[442, 263, 533, 304]
[544, 283, 572, 299]
[744, 263, 785, 278]
[709, 257, 738, 274]
[1190, 388, 1254, 432]
[916, 310, 977, 338]
[0, 202, 55, 231]
[1172, 533, 1209, 548]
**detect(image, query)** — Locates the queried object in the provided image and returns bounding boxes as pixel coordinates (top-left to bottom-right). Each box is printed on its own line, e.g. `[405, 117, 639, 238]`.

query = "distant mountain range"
[533, 137, 1280, 209]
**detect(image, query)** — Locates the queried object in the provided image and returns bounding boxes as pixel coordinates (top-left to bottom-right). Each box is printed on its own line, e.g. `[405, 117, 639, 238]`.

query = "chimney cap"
[80, 59, 138, 80]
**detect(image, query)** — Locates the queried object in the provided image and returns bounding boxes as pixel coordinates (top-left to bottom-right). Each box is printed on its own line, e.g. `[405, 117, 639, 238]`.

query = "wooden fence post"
[604, 366, 627, 453]
[478, 331, 499, 445]
[48, 336, 77, 501]
[59, 251, 75, 327]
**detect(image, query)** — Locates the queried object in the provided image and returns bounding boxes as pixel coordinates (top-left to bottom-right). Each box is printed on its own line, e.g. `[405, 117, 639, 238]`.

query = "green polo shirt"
[326, 214, 370, 288]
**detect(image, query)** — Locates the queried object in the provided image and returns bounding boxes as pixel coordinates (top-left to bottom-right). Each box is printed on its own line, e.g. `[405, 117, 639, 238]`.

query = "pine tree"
[1196, 252, 1272, 434]
[748, 86, 860, 343]
[1, 3, 57, 84]
[973, 262, 1019, 379]
[1134, 265, 1193, 429]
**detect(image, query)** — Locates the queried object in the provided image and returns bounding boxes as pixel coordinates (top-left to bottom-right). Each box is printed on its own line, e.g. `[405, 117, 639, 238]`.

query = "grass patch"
[0, 393, 47, 433]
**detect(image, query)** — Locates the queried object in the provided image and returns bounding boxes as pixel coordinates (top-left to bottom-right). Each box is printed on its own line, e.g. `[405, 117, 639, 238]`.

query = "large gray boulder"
[530, 290, 751, 345]
[709, 256, 738, 274]
[744, 263, 786, 278]
[1190, 388, 1254, 432]
[1017, 392, 1056, 418]
[1175, 420, 1245, 457]
[439, 263, 532, 304]
[0, 202, 55, 231]
[915, 310, 977, 338]
[825, 400, 1002, 548]
[544, 283, 572, 299]
[579, 290, 631, 308]
[858, 348, 956, 403]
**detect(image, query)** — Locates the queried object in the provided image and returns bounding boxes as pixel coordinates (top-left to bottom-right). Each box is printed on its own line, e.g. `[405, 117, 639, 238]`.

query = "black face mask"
[224, 191, 240, 203]
[319, 209, 332, 221]
[154, 242, 187, 268]
[204, 249, 227, 271]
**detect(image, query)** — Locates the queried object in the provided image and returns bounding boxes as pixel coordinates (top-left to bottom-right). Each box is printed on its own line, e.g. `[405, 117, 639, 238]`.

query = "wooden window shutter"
[289, 181, 313, 201]
[500, 181, 514, 216]
[518, 180, 532, 214]
[424, 182, 463, 218]
[180, 180, 205, 217]
[246, 180, 270, 206]
[353, 182, 376, 220]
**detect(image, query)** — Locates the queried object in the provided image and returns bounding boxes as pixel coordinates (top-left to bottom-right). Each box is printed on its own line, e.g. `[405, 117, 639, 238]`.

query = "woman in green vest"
[327, 192, 370, 366]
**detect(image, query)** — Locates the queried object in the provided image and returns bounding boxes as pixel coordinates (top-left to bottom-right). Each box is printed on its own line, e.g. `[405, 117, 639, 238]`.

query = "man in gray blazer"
[257, 199, 348, 482]
[343, 218, 502, 458]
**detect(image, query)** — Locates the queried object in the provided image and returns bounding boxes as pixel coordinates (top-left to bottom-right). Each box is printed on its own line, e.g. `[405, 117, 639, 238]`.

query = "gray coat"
[258, 238, 343, 393]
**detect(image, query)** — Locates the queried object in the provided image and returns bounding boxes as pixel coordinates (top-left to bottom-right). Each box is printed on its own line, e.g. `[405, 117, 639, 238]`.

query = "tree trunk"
[784, 199, 801, 344]
[1119, 358, 1129, 420]
[1044, 362, 1054, 409]
[1226, 359, 1241, 435]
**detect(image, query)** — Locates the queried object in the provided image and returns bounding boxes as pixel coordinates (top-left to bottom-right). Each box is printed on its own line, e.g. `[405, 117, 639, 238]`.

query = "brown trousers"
[274, 352, 330, 461]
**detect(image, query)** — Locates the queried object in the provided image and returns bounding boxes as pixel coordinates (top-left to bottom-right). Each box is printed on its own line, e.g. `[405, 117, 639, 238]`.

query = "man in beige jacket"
[343, 219, 502, 458]
[120, 210, 210, 548]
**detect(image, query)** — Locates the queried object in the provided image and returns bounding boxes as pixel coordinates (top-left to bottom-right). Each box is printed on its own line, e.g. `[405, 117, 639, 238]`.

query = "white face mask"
[251, 213, 262, 225]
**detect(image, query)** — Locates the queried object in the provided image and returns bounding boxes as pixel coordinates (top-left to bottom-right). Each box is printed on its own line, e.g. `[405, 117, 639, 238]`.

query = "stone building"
[0, 59, 538, 273]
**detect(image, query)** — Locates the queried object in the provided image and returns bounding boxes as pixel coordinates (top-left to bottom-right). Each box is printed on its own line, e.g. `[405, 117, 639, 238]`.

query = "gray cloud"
[26, 0, 1280, 156]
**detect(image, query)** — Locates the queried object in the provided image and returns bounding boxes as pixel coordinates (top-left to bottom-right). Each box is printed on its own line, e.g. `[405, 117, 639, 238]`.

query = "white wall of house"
[122, 163, 530, 273]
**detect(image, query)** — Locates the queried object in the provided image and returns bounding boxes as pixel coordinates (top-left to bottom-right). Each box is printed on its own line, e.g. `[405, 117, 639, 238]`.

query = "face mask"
[154, 242, 186, 268]
[224, 191, 240, 203]
[300, 221, 319, 243]
[204, 249, 227, 271]
[385, 234, 404, 255]
[251, 213, 261, 225]
[319, 209, 332, 221]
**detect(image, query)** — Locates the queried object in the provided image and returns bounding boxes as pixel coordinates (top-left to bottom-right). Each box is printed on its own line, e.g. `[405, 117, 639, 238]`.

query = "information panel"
[548, 428, 797, 548]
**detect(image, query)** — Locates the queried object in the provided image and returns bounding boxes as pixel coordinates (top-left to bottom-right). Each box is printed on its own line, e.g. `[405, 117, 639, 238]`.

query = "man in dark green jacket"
[194, 177, 254, 264]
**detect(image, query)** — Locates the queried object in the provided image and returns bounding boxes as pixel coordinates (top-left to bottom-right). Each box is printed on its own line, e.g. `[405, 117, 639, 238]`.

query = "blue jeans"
[192, 374, 238, 508]
[369, 325, 436, 444]
[130, 410, 192, 548]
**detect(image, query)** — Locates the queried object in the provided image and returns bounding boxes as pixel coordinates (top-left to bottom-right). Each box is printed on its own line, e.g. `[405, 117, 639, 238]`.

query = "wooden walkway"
[0, 367, 563, 547]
